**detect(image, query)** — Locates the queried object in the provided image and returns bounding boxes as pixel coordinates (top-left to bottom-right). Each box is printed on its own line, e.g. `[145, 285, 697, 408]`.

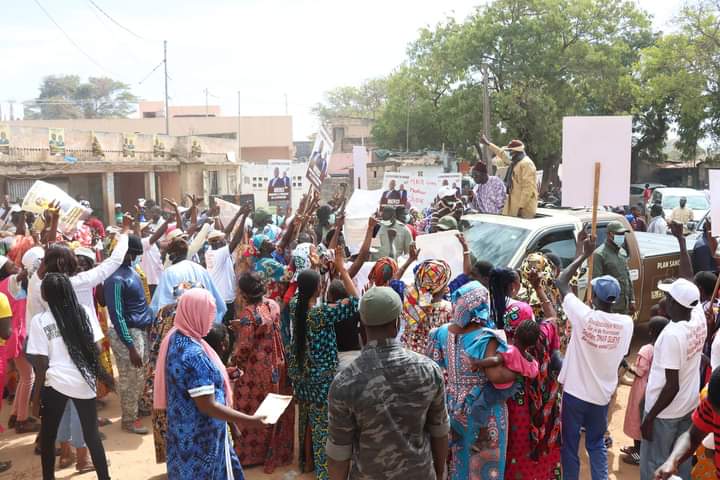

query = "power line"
[87, 0, 146, 40]
[137, 61, 164, 85]
[32, 0, 117, 76]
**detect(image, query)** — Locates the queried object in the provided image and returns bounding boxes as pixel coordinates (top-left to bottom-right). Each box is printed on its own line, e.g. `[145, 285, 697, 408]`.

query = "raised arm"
[328, 213, 345, 250]
[223, 205, 245, 237]
[457, 233, 471, 275]
[74, 233, 129, 288]
[148, 220, 169, 246]
[188, 222, 211, 259]
[395, 242, 420, 280]
[480, 134, 510, 166]
[335, 245, 358, 298]
[528, 268, 558, 320]
[347, 216, 378, 279]
[557, 232, 595, 299]
[163, 198, 183, 230]
[669, 221, 693, 280]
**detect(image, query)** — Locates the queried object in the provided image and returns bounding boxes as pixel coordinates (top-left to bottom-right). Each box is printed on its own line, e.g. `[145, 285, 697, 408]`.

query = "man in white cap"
[640, 278, 706, 479]
[480, 134, 538, 218]
[556, 233, 634, 480]
[326, 286, 449, 480]
[205, 228, 244, 324]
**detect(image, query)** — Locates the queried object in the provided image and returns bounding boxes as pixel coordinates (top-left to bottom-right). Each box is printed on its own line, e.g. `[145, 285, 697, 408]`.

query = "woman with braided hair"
[26, 272, 113, 480]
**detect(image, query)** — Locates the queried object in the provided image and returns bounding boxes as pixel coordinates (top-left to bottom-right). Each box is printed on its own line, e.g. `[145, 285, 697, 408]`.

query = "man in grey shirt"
[372, 206, 412, 261]
[326, 286, 450, 479]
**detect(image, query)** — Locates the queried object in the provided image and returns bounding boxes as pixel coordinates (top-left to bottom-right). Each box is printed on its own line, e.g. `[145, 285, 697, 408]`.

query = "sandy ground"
[0, 327, 653, 480]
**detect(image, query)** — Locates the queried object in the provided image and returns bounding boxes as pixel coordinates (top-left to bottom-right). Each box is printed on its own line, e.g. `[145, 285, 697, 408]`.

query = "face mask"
[613, 233, 625, 249]
[327, 214, 336, 225]
[131, 257, 142, 269]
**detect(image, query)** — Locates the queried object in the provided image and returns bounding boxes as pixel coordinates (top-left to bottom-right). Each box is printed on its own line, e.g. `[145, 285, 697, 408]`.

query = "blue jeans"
[561, 392, 609, 480]
[639, 413, 692, 480]
[58, 401, 85, 448]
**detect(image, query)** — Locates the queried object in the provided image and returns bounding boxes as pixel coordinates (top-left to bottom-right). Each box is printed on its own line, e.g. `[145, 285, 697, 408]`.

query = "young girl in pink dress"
[621, 316, 669, 465]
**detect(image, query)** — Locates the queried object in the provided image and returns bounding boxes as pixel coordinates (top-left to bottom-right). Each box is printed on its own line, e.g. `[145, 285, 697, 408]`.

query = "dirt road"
[0, 327, 651, 480]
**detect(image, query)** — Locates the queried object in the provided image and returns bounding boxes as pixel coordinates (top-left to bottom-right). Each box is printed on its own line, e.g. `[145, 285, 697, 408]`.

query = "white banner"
[709, 170, 720, 234]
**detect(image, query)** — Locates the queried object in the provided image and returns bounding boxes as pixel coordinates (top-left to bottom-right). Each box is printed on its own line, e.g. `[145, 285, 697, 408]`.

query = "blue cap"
[591, 275, 621, 304]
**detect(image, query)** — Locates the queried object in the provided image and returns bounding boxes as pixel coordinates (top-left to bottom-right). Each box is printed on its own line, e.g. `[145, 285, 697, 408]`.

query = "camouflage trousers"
[109, 328, 148, 425]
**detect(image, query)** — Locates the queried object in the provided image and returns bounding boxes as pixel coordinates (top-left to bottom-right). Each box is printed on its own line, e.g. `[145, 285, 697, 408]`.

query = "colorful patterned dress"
[427, 325, 508, 480]
[165, 332, 245, 480]
[402, 300, 452, 354]
[231, 299, 293, 473]
[285, 296, 359, 480]
[142, 304, 178, 463]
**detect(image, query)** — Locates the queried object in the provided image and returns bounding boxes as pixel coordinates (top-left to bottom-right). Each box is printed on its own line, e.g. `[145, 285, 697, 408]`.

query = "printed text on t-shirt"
[580, 319, 622, 350]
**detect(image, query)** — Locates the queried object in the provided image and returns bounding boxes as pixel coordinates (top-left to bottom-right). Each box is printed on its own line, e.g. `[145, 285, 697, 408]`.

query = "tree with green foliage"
[313, 77, 388, 122]
[26, 75, 138, 119]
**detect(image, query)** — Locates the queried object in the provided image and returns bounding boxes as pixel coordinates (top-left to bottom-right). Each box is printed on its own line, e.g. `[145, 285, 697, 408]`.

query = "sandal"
[622, 451, 640, 465]
[15, 421, 41, 434]
[7, 415, 16, 429]
[620, 446, 638, 456]
[97, 417, 112, 427]
[76, 462, 96, 473]
[58, 454, 76, 469]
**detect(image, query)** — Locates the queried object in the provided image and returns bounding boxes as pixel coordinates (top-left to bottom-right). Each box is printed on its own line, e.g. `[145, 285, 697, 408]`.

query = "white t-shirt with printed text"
[559, 293, 634, 406]
[26, 306, 104, 399]
[644, 306, 707, 419]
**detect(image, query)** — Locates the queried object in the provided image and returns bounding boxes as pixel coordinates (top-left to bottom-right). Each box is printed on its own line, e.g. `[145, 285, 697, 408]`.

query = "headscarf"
[368, 257, 398, 286]
[21, 246, 45, 277]
[503, 301, 535, 336]
[404, 260, 451, 326]
[154, 289, 232, 410]
[291, 243, 313, 281]
[255, 257, 287, 283]
[450, 280, 491, 328]
[252, 234, 269, 252]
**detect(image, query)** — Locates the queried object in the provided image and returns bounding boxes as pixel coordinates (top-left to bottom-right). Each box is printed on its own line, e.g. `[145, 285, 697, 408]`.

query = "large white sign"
[399, 229, 464, 283]
[561, 116, 632, 208]
[383, 172, 462, 210]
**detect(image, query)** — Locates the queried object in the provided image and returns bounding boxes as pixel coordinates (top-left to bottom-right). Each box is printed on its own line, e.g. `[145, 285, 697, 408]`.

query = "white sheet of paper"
[254, 393, 293, 425]
[709, 170, 720, 233]
[400, 229, 464, 284]
[561, 116, 632, 208]
[214, 198, 241, 228]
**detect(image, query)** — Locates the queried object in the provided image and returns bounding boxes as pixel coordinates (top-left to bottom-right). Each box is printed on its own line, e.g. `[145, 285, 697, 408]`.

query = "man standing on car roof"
[480, 134, 538, 219]
[591, 220, 636, 315]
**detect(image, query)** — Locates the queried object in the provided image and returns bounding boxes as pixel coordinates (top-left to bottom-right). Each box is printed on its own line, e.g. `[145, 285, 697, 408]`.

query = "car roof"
[654, 187, 705, 196]
[631, 183, 665, 188]
[462, 208, 626, 229]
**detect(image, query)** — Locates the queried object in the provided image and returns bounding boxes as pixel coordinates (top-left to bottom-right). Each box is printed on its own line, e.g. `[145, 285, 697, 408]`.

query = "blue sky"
[1, 0, 683, 139]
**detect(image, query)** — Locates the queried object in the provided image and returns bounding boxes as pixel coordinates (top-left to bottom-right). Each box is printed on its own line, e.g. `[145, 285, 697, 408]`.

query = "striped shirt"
[692, 398, 720, 475]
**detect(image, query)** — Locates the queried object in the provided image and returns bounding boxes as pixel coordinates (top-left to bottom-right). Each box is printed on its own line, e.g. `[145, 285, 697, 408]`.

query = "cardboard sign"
[352, 145, 369, 190]
[344, 189, 384, 251]
[561, 116, 632, 207]
[22, 180, 89, 235]
[267, 159, 292, 206]
[380, 172, 411, 208]
[709, 170, 720, 234]
[406, 173, 462, 210]
[399, 229, 464, 284]
[306, 127, 334, 189]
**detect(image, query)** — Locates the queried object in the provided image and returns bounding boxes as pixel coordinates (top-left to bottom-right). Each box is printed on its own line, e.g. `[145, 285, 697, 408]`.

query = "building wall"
[158, 172, 181, 204]
[114, 173, 146, 212]
[10, 115, 293, 152]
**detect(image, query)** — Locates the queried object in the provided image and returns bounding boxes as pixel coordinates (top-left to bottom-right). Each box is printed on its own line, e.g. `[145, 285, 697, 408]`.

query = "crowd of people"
[0, 138, 718, 480]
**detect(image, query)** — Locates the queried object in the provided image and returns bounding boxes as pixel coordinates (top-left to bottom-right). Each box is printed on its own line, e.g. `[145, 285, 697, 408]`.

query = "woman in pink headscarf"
[153, 288, 265, 479]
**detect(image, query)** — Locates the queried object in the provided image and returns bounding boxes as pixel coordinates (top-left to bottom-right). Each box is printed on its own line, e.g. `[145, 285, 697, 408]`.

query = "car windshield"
[462, 220, 530, 267]
[662, 195, 708, 210]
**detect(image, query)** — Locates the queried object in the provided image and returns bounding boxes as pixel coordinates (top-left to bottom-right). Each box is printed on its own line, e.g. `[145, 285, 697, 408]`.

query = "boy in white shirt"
[640, 278, 706, 480]
[556, 234, 634, 480]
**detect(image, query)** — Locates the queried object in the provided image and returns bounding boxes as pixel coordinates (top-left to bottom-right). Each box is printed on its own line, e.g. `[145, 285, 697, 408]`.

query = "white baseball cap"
[657, 278, 700, 309]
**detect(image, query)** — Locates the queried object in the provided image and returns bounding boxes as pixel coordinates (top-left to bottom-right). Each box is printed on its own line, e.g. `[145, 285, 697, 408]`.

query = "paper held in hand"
[254, 393, 293, 425]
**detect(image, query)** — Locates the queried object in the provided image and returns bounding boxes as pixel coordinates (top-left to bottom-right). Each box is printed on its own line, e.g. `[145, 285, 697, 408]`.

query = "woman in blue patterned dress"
[153, 288, 266, 480]
[427, 280, 515, 480]
[285, 248, 359, 480]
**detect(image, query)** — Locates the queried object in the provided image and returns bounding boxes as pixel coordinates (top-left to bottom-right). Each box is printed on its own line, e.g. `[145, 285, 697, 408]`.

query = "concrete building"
[326, 116, 375, 153]
[10, 114, 293, 163]
[0, 124, 242, 225]
[365, 151, 455, 190]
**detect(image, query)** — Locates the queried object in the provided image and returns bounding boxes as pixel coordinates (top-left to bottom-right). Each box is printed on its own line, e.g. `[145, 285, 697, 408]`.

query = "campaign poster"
[267, 159, 292, 206]
[380, 172, 411, 209]
[306, 127, 333, 189]
[49, 128, 65, 156]
[122, 133, 136, 158]
[22, 180, 90, 235]
[0, 124, 9, 155]
[153, 135, 166, 158]
[437, 173, 462, 196]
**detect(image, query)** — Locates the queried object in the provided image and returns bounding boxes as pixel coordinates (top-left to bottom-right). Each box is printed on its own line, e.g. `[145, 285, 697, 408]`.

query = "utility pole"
[406, 96, 411, 152]
[237, 90, 242, 163]
[164, 40, 169, 135]
[482, 64, 490, 163]
[204, 88, 209, 117]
